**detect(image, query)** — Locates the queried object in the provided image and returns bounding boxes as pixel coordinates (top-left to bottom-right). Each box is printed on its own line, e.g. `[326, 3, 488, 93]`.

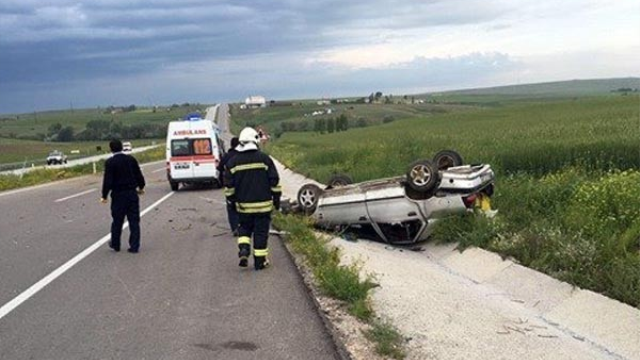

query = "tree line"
[47, 120, 165, 142]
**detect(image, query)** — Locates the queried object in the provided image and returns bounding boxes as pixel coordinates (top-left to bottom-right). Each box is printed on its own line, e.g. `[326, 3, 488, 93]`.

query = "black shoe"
[238, 256, 248, 267]
[109, 243, 120, 252]
[254, 259, 270, 271]
[127, 249, 139, 253]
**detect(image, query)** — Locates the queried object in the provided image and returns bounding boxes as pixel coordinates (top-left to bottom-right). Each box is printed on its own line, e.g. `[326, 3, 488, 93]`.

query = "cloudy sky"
[1, 0, 638, 113]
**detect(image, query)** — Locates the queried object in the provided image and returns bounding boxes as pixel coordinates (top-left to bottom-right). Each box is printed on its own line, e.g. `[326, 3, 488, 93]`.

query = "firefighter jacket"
[223, 149, 281, 214]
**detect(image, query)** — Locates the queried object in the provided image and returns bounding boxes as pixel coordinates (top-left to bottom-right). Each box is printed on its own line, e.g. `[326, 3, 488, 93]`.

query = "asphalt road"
[0, 107, 340, 360]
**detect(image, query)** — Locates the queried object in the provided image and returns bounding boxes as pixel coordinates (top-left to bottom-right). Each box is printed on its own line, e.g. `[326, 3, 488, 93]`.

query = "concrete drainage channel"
[272, 157, 640, 360]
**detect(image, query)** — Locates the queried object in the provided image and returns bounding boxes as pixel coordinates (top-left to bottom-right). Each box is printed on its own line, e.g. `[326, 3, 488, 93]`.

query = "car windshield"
[49, 151, 61, 156]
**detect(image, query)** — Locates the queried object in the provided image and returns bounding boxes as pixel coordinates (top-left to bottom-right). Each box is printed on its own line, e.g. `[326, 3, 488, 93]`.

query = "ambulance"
[166, 114, 225, 191]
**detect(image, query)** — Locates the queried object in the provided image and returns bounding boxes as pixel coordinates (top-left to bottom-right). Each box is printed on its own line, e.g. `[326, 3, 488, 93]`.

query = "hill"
[434, 77, 640, 96]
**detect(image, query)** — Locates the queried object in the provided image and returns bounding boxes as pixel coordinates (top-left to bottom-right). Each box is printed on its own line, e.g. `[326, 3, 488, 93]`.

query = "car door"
[192, 138, 216, 180]
[169, 139, 194, 180]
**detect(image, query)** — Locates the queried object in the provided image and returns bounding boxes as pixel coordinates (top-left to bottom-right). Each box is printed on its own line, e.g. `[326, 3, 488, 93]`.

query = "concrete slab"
[546, 290, 640, 360]
[332, 238, 614, 360]
[440, 246, 514, 283]
[488, 263, 578, 315]
[422, 242, 458, 261]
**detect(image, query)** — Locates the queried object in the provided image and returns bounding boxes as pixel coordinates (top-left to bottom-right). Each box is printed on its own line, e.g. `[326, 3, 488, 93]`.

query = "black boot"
[238, 244, 250, 267]
[254, 256, 270, 271]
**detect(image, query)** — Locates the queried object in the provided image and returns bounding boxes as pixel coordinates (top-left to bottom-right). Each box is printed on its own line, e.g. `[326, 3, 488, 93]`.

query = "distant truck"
[46, 150, 68, 165]
[122, 142, 132, 153]
[165, 116, 225, 191]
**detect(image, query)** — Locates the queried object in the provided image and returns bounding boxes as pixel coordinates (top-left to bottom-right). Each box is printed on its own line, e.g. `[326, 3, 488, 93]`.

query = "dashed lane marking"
[0, 191, 175, 322]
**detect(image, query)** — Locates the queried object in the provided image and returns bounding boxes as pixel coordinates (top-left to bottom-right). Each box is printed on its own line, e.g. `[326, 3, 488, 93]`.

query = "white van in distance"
[166, 115, 225, 191]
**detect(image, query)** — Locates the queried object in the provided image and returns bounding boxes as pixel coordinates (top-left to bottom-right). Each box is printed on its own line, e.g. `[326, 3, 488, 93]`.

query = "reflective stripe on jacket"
[224, 149, 281, 214]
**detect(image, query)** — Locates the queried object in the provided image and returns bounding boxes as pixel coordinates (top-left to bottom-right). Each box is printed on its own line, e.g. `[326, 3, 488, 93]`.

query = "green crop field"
[230, 101, 474, 135]
[254, 93, 640, 308]
[0, 104, 208, 140]
[0, 103, 209, 168]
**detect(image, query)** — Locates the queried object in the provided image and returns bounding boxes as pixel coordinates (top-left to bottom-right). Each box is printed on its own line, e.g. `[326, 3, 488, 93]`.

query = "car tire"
[170, 181, 179, 191]
[327, 174, 353, 189]
[433, 150, 463, 170]
[406, 159, 438, 193]
[297, 183, 323, 213]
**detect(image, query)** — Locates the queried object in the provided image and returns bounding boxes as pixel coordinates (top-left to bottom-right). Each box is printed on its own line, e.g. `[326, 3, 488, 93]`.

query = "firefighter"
[224, 127, 281, 270]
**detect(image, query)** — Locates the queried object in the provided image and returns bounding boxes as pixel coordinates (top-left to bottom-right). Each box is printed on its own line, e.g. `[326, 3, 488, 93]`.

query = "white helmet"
[237, 127, 260, 151]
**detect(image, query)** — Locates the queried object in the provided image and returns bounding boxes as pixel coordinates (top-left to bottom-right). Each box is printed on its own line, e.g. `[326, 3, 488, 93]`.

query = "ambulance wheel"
[170, 181, 179, 191]
[406, 159, 438, 193]
[297, 184, 322, 213]
[433, 150, 463, 170]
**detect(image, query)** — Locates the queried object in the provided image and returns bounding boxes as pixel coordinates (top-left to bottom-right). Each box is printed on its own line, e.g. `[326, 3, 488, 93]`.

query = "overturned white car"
[295, 150, 495, 244]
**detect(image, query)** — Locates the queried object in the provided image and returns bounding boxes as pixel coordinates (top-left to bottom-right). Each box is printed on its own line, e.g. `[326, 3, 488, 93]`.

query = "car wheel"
[170, 181, 179, 191]
[406, 159, 438, 193]
[297, 183, 322, 213]
[327, 174, 353, 189]
[433, 150, 463, 170]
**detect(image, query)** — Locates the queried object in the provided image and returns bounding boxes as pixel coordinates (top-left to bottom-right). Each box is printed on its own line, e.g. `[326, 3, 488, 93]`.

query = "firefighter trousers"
[237, 212, 271, 269]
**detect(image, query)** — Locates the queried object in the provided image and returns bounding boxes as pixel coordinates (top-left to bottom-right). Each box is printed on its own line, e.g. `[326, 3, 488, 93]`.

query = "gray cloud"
[0, 0, 632, 113]
[0, 0, 512, 83]
[0, 51, 519, 113]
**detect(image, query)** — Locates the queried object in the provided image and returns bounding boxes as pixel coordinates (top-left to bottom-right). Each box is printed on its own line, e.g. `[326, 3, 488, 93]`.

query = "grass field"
[0, 104, 208, 140]
[257, 93, 640, 308]
[230, 101, 474, 135]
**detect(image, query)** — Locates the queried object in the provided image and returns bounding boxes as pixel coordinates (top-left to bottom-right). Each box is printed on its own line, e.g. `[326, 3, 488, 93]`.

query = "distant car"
[122, 142, 133, 153]
[46, 150, 68, 165]
[294, 150, 495, 244]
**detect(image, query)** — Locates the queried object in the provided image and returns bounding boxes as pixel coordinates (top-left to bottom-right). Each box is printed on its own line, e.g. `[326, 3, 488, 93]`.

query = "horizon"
[2, 76, 637, 116]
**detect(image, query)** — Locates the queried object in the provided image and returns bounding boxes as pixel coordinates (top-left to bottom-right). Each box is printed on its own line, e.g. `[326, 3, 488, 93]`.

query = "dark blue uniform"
[102, 153, 146, 252]
[224, 148, 281, 270]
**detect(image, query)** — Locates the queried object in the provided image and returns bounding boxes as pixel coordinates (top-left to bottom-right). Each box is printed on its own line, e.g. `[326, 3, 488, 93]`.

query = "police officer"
[101, 139, 146, 253]
[224, 127, 281, 270]
[216, 136, 240, 235]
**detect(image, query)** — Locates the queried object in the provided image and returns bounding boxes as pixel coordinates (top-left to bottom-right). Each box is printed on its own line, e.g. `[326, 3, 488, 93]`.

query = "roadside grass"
[363, 321, 406, 360]
[272, 214, 405, 359]
[430, 168, 640, 307]
[262, 94, 640, 308]
[0, 146, 165, 192]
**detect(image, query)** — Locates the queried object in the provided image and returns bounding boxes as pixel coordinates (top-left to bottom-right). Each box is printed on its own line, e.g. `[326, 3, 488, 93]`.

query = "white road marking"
[152, 167, 167, 173]
[54, 189, 97, 203]
[0, 191, 175, 322]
